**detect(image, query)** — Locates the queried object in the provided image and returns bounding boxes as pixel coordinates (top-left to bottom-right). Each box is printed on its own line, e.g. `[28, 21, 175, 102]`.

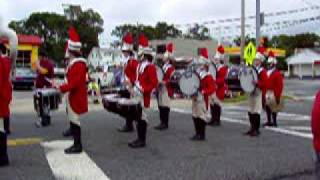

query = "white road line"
[41, 140, 110, 180]
[169, 108, 313, 140]
[282, 126, 312, 131]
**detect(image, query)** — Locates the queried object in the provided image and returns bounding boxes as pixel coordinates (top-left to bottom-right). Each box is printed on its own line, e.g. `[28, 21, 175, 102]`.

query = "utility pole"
[240, 0, 245, 61]
[256, 0, 261, 47]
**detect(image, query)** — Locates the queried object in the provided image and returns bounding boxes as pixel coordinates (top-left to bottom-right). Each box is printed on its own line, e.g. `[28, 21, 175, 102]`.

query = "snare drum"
[239, 66, 258, 93]
[117, 98, 142, 119]
[33, 88, 61, 114]
[226, 66, 242, 92]
[102, 94, 122, 114]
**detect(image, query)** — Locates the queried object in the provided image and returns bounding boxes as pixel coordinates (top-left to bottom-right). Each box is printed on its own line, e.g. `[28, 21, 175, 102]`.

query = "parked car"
[12, 68, 36, 89]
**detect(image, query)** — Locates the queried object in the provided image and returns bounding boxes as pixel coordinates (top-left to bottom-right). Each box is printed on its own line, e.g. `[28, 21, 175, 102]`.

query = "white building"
[287, 48, 320, 79]
[88, 47, 122, 70]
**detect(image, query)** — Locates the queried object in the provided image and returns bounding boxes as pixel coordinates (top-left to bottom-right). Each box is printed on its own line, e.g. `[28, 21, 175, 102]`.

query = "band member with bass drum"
[119, 32, 138, 133]
[56, 27, 88, 154]
[244, 48, 268, 137]
[190, 48, 216, 141]
[154, 43, 175, 131]
[34, 49, 55, 127]
[208, 45, 228, 126]
[263, 51, 284, 127]
[0, 43, 12, 166]
[129, 34, 158, 148]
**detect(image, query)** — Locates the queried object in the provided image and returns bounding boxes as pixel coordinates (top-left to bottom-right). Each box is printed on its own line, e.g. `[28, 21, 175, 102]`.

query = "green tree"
[8, 7, 104, 64]
[184, 24, 211, 40]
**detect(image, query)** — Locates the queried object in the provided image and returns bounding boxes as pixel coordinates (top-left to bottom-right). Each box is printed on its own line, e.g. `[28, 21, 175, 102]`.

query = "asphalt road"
[0, 79, 318, 180]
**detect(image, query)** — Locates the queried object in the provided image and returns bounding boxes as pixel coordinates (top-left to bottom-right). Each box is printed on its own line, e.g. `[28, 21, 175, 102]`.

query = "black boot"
[244, 112, 253, 135]
[4, 117, 10, 135]
[263, 106, 273, 127]
[128, 120, 147, 148]
[250, 114, 260, 137]
[0, 132, 9, 167]
[154, 107, 169, 130]
[65, 123, 83, 154]
[272, 113, 278, 127]
[190, 117, 201, 141]
[199, 119, 206, 140]
[62, 123, 73, 137]
[118, 118, 134, 132]
[41, 115, 51, 127]
[209, 104, 221, 126]
[207, 104, 216, 126]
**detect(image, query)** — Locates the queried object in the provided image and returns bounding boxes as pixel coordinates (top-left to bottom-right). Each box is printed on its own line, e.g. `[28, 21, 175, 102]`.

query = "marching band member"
[57, 27, 88, 154]
[154, 43, 175, 130]
[208, 45, 228, 126]
[190, 48, 215, 141]
[312, 90, 320, 179]
[0, 43, 12, 166]
[264, 51, 284, 127]
[34, 49, 55, 127]
[244, 48, 268, 137]
[129, 34, 158, 148]
[119, 32, 139, 133]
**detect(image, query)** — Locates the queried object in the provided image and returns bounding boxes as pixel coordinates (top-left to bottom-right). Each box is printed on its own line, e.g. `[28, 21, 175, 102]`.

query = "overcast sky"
[0, 0, 319, 42]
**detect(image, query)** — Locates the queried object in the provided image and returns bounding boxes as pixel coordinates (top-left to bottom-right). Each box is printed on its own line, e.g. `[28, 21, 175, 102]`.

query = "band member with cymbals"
[263, 51, 284, 127]
[208, 45, 228, 126]
[119, 32, 138, 132]
[129, 34, 158, 148]
[34, 49, 55, 127]
[57, 27, 88, 154]
[154, 43, 175, 131]
[190, 48, 215, 141]
[244, 47, 268, 137]
[0, 43, 12, 166]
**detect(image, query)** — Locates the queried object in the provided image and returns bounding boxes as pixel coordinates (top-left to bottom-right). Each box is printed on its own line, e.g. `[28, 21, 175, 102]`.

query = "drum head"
[179, 72, 200, 96]
[208, 63, 217, 79]
[156, 65, 164, 81]
[117, 98, 139, 105]
[239, 66, 258, 93]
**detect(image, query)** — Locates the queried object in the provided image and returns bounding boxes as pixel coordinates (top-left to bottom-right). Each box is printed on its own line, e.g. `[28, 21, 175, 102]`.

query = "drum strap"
[199, 70, 209, 80]
[163, 63, 172, 73]
[267, 68, 276, 76]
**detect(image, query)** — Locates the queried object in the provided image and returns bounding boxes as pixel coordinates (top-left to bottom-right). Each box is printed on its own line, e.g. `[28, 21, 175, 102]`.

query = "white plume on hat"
[267, 51, 277, 64]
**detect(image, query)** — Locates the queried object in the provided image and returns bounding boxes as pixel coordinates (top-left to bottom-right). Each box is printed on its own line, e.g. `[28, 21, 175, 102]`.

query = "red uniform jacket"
[312, 91, 320, 152]
[35, 58, 55, 88]
[124, 58, 139, 85]
[199, 71, 216, 110]
[162, 63, 175, 98]
[60, 58, 88, 115]
[256, 67, 268, 105]
[266, 69, 283, 103]
[0, 56, 12, 117]
[136, 61, 158, 108]
[216, 65, 228, 100]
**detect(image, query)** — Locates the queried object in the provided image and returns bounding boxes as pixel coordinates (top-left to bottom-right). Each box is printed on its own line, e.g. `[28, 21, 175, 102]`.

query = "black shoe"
[41, 116, 51, 127]
[64, 144, 83, 154]
[118, 125, 134, 132]
[209, 121, 221, 127]
[243, 130, 253, 136]
[249, 131, 260, 137]
[263, 122, 273, 127]
[128, 139, 146, 148]
[190, 134, 204, 141]
[154, 123, 168, 131]
[63, 128, 72, 137]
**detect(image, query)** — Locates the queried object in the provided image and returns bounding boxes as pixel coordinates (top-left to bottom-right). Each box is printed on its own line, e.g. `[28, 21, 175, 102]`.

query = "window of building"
[16, 50, 32, 68]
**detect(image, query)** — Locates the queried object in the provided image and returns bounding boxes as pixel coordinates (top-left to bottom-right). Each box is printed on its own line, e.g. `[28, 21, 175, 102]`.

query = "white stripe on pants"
[66, 96, 80, 126]
[0, 118, 4, 133]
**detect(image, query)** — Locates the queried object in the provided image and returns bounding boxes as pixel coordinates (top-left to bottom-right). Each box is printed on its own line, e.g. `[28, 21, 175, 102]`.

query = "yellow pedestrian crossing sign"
[244, 42, 256, 65]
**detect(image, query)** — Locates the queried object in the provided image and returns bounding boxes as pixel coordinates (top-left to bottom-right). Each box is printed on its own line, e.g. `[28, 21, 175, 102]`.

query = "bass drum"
[208, 63, 217, 79]
[156, 65, 164, 81]
[239, 66, 258, 93]
[179, 69, 200, 96]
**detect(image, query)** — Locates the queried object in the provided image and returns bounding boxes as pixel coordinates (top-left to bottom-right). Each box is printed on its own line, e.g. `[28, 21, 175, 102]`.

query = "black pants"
[266, 105, 277, 126]
[158, 106, 170, 126]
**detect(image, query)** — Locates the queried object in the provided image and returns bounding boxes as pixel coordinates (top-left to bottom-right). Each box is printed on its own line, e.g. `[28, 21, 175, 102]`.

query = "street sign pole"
[240, 0, 245, 62]
[256, 0, 261, 47]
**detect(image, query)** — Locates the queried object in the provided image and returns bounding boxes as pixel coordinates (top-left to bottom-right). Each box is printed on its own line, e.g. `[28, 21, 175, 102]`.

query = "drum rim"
[239, 66, 258, 93]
